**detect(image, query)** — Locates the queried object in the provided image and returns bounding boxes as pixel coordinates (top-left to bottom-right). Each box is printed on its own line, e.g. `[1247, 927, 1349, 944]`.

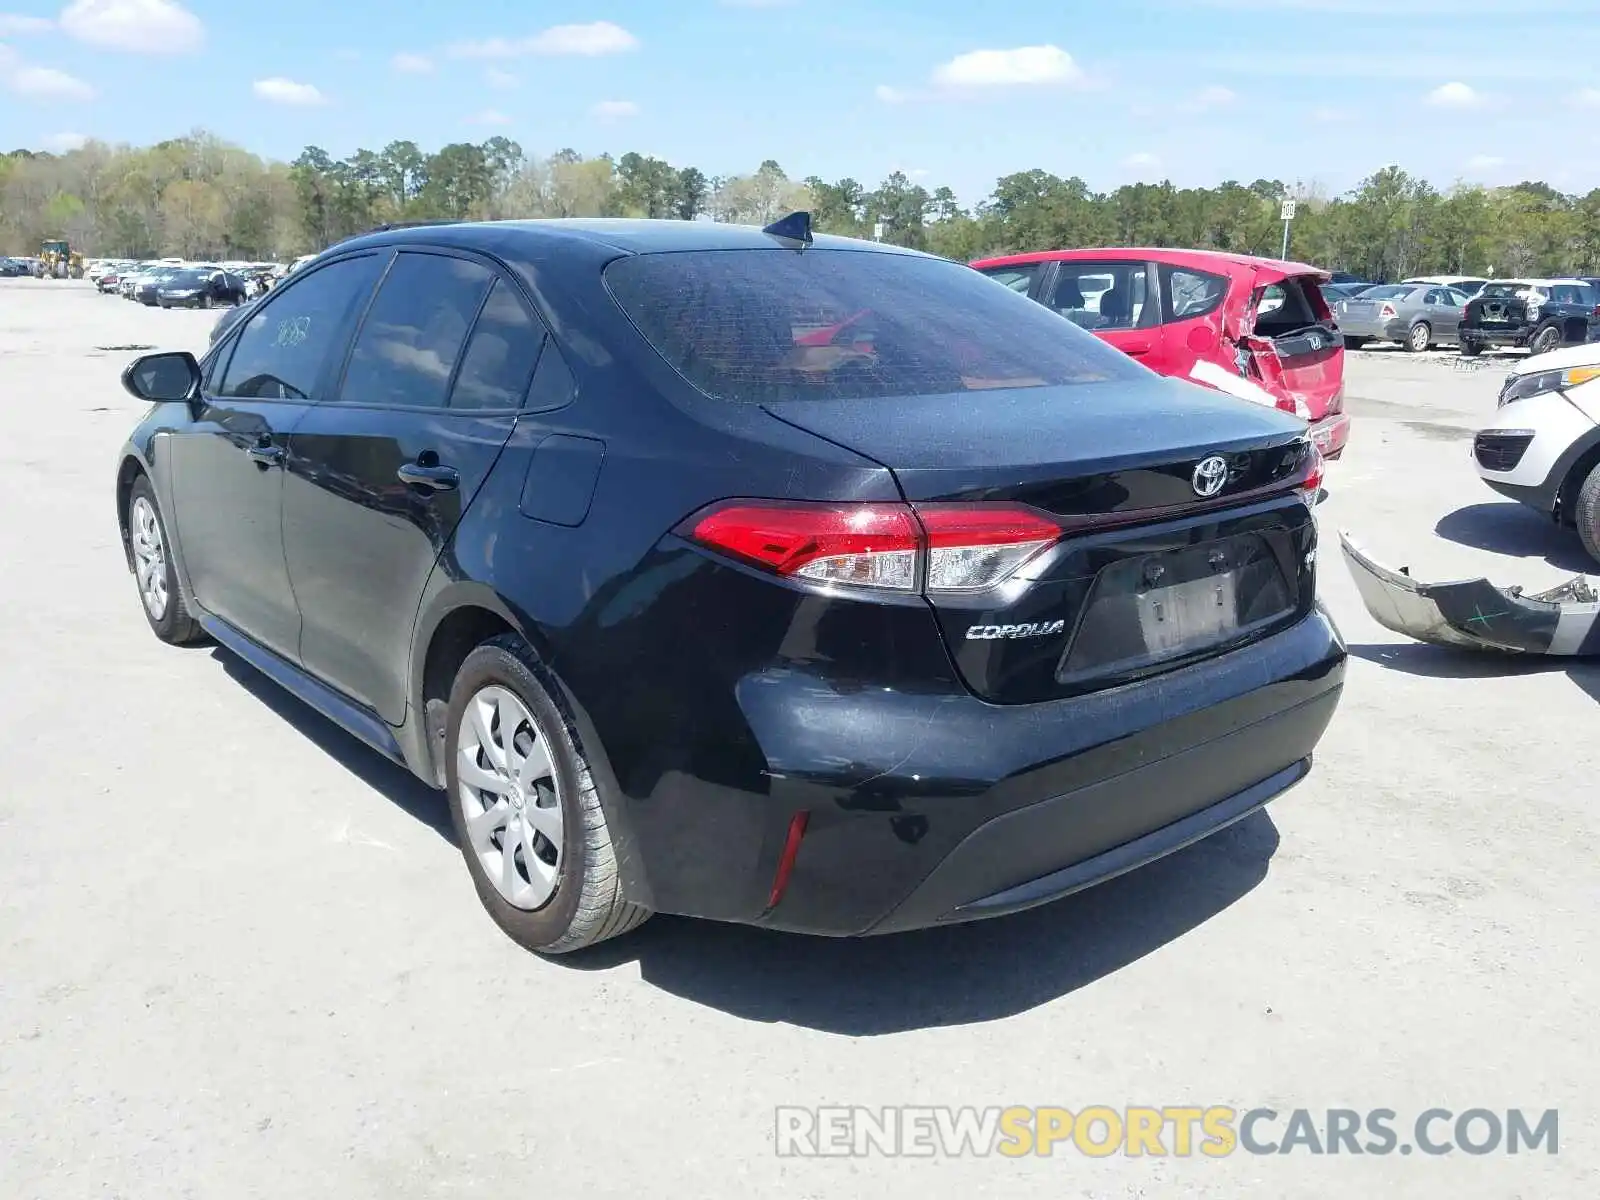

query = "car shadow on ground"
[563, 812, 1280, 1033]
[212, 648, 454, 841]
[1347, 641, 1600, 703]
[1434, 502, 1595, 575]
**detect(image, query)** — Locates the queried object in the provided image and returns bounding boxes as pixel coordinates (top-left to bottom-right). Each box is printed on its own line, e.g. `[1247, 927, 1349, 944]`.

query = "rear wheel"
[1407, 322, 1431, 353]
[445, 635, 651, 955]
[1343, 336, 1369, 350]
[128, 476, 205, 645]
[1531, 324, 1562, 355]
[1576, 462, 1600, 566]
[1459, 339, 1482, 358]
[200, 293, 213, 310]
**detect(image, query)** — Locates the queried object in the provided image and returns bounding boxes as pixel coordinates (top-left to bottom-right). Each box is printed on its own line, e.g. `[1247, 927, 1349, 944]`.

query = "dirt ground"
[1, 280, 1594, 1199]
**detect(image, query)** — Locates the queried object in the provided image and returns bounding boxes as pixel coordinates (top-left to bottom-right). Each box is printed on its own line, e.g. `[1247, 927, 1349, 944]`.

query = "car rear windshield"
[603, 248, 1145, 404]
[1479, 283, 1533, 298]
[1358, 285, 1412, 300]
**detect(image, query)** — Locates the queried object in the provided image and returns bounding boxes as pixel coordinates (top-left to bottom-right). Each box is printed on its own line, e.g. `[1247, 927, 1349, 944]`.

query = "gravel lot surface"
[2, 280, 1595, 1199]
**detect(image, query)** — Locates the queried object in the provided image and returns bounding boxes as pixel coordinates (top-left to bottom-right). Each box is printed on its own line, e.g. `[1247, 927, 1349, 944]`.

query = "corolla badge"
[966, 620, 1066, 641]
[1191, 454, 1229, 498]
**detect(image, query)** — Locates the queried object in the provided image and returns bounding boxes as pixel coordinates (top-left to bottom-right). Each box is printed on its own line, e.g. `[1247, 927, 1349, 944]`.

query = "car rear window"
[1358, 285, 1411, 300]
[603, 248, 1144, 404]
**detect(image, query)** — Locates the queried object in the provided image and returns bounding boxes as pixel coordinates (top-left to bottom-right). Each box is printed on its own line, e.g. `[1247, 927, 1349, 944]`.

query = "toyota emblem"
[1191, 455, 1228, 498]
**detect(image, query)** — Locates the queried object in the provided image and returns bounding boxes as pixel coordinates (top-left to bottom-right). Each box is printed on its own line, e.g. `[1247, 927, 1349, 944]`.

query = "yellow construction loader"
[39, 240, 85, 278]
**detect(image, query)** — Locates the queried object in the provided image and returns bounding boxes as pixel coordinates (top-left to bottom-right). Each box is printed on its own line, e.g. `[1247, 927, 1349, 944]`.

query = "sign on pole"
[1279, 199, 1297, 222]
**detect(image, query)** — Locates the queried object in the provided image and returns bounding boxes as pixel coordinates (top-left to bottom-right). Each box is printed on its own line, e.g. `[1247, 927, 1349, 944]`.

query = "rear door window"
[448, 279, 548, 411]
[603, 248, 1143, 404]
[1160, 266, 1228, 322]
[1044, 261, 1153, 331]
[1252, 278, 1324, 337]
[336, 252, 494, 409]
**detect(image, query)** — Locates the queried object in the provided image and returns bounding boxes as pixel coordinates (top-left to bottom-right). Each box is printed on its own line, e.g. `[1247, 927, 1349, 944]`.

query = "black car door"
[164, 252, 389, 660]
[281, 248, 547, 724]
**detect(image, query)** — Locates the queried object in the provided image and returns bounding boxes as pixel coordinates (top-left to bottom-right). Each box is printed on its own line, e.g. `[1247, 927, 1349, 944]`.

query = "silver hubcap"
[1411, 326, 1428, 350]
[456, 685, 564, 910]
[130, 496, 169, 620]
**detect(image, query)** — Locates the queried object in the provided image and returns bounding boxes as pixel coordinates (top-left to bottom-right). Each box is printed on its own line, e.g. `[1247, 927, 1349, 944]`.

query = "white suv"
[1472, 341, 1600, 562]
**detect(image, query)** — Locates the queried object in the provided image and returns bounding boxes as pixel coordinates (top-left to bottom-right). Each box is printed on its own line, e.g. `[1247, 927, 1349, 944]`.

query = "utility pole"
[1279, 197, 1296, 260]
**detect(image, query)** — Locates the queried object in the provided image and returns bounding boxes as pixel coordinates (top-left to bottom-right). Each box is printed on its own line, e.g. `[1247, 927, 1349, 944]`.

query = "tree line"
[4, 130, 1600, 280]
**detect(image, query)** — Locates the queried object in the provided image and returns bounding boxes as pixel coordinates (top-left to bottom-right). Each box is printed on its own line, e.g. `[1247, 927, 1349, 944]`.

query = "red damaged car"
[971, 248, 1350, 459]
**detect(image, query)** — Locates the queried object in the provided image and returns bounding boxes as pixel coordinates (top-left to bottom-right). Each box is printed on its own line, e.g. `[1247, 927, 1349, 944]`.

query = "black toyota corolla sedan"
[113, 216, 1345, 954]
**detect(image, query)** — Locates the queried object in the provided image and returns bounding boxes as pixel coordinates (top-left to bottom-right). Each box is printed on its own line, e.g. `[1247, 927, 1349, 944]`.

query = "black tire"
[1406, 322, 1431, 353]
[127, 475, 205, 645]
[1343, 336, 1370, 350]
[1460, 339, 1482, 357]
[1576, 461, 1600, 566]
[1531, 324, 1561, 355]
[200, 293, 213, 309]
[444, 634, 651, 954]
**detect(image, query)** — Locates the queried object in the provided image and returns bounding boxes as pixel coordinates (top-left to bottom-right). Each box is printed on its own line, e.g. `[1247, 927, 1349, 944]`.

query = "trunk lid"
[1223, 268, 1344, 422]
[1466, 291, 1533, 329]
[762, 377, 1319, 703]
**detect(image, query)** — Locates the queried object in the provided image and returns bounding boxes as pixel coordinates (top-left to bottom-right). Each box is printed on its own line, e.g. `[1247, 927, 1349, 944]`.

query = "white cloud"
[58, 0, 203, 53]
[41, 130, 87, 151]
[1192, 84, 1236, 108]
[1573, 87, 1600, 108]
[484, 67, 518, 88]
[591, 99, 638, 119]
[6, 64, 96, 99]
[1466, 154, 1505, 169]
[1311, 105, 1343, 122]
[1122, 152, 1161, 169]
[466, 108, 510, 125]
[932, 45, 1082, 88]
[0, 13, 54, 34]
[253, 77, 326, 105]
[1425, 81, 1484, 106]
[448, 21, 638, 59]
[874, 83, 906, 103]
[390, 52, 433, 73]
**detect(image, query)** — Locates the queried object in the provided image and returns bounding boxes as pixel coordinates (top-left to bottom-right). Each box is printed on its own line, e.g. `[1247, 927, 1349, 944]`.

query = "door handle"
[1121, 339, 1153, 354]
[246, 443, 284, 468]
[397, 461, 460, 492]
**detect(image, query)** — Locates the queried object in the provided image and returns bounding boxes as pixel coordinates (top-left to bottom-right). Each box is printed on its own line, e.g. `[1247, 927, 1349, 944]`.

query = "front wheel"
[127, 476, 205, 645]
[445, 635, 651, 955]
[1531, 324, 1562, 355]
[1575, 461, 1600, 566]
[200, 293, 213, 309]
[1407, 322, 1432, 353]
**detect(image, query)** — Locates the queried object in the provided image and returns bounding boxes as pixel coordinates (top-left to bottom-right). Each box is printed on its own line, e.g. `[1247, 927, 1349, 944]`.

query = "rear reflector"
[766, 810, 810, 910]
[680, 500, 1062, 594]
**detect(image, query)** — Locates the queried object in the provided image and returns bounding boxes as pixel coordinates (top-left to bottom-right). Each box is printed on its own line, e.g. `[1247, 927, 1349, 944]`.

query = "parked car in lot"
[1459, 278, 1600, 357]
[1334, 282, 1472, 352]
[971, 247, 1350, 458]
[133, 267, 191, 306]
[113, 217, 1344, 954]
[1471, 340, 1600, 563]
[156, 267, 249, 309]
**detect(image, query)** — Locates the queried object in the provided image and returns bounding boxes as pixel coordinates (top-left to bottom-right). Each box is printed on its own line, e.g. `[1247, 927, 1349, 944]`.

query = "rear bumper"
[1309, 410, 1350, 458]
[635, 608, 1346, 937]
[1461, 326, 1533, 348]
[1340, 319, 1409, 341]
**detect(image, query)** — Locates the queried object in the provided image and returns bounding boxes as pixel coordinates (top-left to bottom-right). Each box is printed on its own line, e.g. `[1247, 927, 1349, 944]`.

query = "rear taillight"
[1378, 303, 1398, 319]
[1300, 444, 1325, 503]
[680, 500, 1061, 594]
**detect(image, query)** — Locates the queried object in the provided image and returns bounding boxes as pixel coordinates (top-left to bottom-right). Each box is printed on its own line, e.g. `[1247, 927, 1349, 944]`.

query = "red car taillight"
[1300, 444, 1325, 503]
[681, 501, 1062, 594]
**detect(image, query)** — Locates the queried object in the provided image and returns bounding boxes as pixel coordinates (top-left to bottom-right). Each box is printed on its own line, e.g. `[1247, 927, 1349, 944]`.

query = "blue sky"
[4, 0, 1600, 204]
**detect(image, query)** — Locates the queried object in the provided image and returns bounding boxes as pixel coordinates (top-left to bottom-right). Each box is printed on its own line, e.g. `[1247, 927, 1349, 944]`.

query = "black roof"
[332, 217, 920, 259]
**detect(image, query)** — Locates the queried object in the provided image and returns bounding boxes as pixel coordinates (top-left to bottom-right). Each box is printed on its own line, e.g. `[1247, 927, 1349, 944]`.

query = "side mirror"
[122, 351, 201, 403]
